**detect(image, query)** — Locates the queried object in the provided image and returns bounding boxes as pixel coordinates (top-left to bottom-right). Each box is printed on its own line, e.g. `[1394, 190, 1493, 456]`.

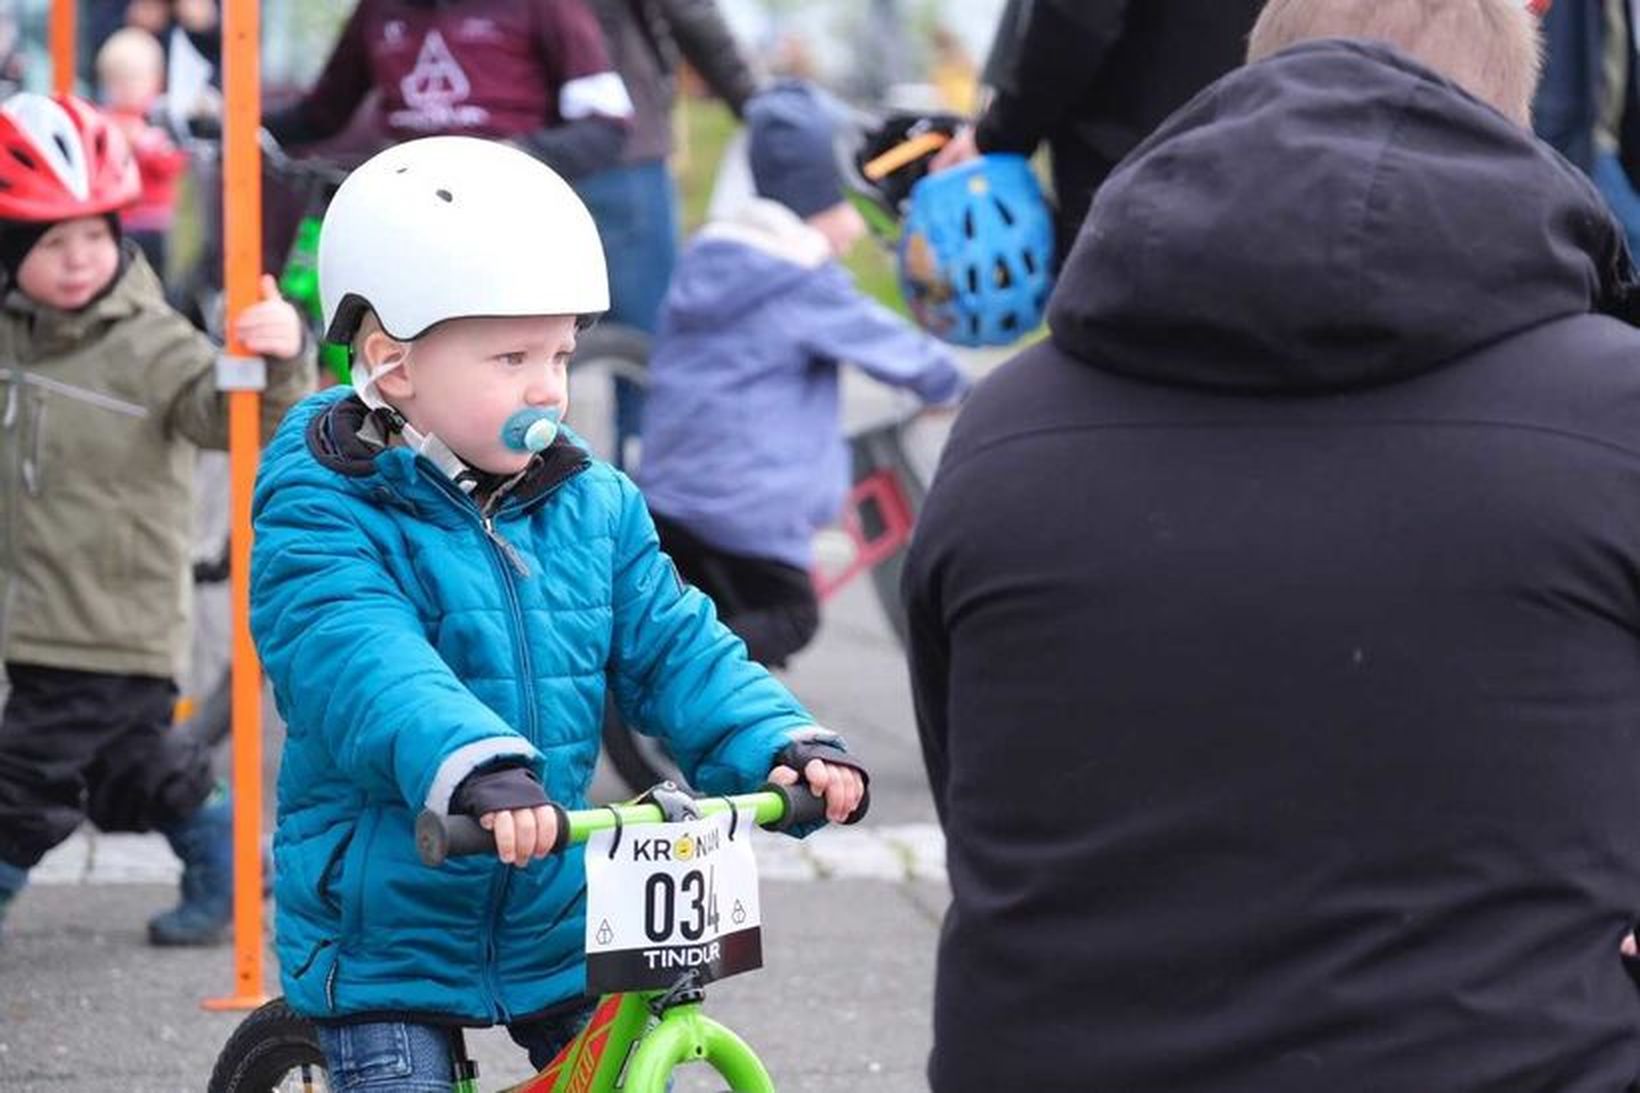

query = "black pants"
[0, 663, 213, 869]
[652, 513, 820, 668]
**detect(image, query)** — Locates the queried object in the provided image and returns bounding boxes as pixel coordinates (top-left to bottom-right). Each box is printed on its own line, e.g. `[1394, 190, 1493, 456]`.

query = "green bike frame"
[498, 990, 772, 1093]
[277, 215, 351, 384]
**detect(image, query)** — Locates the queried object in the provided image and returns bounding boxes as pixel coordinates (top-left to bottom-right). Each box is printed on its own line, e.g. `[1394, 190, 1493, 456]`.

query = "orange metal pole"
[49, 0, 74, 96]
[203, 0, 268, 1012]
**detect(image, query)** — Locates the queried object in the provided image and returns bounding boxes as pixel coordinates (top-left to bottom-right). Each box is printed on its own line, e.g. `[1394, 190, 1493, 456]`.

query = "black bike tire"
[178, 668, 233, 751]
[569, 323, 652, 471]
[575, 322, 651, 381]
[867, 548, 913, 649]
[849, 419, 928, 651]
[207, 997, 327, 1093]
[575, 326, 685, 796]
[600, 696, 690, 796]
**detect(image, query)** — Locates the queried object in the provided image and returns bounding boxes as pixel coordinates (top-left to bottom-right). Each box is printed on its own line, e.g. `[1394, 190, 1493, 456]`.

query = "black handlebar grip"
[416, 804, 572, 867]
[758, 782, 831, 833]
[416, 811, 491, 866]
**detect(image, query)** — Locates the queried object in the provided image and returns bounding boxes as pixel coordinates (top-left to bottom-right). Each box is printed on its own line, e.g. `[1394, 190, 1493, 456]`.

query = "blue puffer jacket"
[250, 388, 817, 1023]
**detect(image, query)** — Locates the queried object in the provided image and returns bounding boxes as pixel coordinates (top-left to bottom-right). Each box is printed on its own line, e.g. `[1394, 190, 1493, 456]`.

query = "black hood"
[1048, 38, 1639, 394]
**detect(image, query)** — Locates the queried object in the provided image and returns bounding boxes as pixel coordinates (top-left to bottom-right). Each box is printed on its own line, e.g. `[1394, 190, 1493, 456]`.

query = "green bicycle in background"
[207, 782, 841, 1092]
[262, 133, 350, 385]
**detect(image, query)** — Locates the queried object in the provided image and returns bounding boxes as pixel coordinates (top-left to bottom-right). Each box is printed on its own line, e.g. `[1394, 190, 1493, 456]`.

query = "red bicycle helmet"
[0, 93, 139, 223]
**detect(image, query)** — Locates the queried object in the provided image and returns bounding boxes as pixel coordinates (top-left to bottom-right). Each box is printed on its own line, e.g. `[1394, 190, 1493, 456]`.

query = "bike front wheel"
[208, 998, 330, 1093]
[568, 323, 651, 472]
[600, 695, 691, 797]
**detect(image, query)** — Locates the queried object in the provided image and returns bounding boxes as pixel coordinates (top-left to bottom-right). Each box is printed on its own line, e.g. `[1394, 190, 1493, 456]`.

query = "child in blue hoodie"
[249, 135, 867, 1087]
[639, 82, 969, 667]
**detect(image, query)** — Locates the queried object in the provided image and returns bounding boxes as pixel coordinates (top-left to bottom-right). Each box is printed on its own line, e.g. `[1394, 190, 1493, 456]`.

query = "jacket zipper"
[477, 506, 533, 1025]
[486, 859, 512, 1023]
[21, 397, 43, 496]
[0, 376, 16, 654]
[421, 467, 579, 1022]
[325, 956, 342, 1012]
[3, 368, 148, 418]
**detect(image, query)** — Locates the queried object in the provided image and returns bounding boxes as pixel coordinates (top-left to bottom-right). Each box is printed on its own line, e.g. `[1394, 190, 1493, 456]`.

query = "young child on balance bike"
[249, 134, 868, 1088]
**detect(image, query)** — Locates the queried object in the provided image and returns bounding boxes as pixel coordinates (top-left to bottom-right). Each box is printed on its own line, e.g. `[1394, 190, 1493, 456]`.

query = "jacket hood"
[1049, 39, 1637, 393]
[664, 198, 833, 329]
[295, 388, 590, 516]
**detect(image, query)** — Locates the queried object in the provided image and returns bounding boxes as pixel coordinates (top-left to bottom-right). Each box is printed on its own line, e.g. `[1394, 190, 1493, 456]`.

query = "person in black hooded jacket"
[904, 1, 1640, 1090]
[932, 0, 1264, 260]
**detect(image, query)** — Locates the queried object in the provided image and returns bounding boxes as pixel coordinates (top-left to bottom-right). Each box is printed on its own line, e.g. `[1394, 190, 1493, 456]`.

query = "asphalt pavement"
[0, 366, 970, 1092]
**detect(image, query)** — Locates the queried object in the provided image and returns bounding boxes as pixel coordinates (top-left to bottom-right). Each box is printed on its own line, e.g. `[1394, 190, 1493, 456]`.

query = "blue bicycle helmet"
[898, 154, 1054, 347]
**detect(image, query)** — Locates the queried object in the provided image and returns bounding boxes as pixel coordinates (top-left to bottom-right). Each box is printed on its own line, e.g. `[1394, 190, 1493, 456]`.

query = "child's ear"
[363, 330, 413, 398]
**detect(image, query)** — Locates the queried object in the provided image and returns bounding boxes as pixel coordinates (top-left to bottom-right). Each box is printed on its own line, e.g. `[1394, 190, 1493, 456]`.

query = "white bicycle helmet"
[318, 135, 609, 345]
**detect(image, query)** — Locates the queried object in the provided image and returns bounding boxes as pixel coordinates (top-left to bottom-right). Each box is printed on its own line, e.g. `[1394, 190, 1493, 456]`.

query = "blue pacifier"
[500, 407, 562, 453]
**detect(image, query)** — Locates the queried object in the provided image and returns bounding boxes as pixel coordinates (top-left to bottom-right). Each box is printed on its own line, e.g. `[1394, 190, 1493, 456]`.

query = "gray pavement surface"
[0, 363, 997, 1091]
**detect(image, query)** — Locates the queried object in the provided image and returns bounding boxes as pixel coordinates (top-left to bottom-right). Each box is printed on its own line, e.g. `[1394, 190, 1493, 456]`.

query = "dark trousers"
[652, 514, 820, 668]
[0, 663, 213, 869]
[1533, 0, 1604, 173]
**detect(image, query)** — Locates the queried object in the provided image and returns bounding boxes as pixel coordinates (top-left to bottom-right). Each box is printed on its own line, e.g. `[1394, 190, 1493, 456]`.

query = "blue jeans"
[315, 1003, 594, 1091]
[573, 159, 679, 466]
[1532, 0, 1604, 172]
[1594, 150, 1640, 258]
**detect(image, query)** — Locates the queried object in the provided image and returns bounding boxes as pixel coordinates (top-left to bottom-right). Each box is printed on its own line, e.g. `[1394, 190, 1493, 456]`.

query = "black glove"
[450, 763, 549, 817]
[775, 736, 870, 825]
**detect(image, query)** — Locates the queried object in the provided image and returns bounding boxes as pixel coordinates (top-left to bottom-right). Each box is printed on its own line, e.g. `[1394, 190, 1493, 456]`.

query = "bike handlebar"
[179, 127, 354, 186]
[416, 784, 832, 867]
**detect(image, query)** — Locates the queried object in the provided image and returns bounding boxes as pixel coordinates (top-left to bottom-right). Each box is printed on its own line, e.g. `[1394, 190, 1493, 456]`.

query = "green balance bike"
[207, 782, 839, 1092]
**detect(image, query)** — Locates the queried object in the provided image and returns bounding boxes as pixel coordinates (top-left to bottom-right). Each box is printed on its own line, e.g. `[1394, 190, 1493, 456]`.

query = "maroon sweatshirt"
[267, 0, 632, 177]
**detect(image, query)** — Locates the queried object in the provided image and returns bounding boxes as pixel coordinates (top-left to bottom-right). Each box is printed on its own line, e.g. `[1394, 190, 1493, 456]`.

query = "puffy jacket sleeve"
[250, 475, 541, 812]
[605, 473, 814, 792]
[658, 0, 759, 116]
[797, 266, 969, 404]
[157, 309, 316, 450]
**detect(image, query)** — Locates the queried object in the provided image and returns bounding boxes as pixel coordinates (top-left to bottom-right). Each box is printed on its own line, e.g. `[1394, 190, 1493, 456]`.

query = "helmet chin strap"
[352, 347, 478, 491]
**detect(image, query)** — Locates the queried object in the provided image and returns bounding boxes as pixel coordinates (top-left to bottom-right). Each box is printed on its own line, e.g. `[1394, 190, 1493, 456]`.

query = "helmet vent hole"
[966, 265, 979, 295]
[1022, 249, 1037, 276]
[962, 207, 975, 239]
[967, 315, 980, 340]
[9, 146, 34, 170]
[435, 188, 454, 203]
[395, 166, 408, 174]
[993, 197, 1014, 227]
[90, 131, 104, 158]
[1000, 312, 1018, 333]
[993, 259, 1013, 290]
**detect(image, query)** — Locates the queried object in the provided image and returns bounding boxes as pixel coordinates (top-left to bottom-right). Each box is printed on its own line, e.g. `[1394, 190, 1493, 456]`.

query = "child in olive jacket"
[0, 93, 313, 946]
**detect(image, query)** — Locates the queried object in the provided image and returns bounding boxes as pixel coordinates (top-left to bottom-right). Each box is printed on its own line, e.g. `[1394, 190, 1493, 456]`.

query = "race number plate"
[584, 809, 763, 994]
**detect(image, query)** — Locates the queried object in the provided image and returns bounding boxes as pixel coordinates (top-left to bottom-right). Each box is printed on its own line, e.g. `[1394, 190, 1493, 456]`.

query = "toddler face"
[392, 314, 577, 476]
[17, 217, 120, 312]
[101, 65, 163, 113]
